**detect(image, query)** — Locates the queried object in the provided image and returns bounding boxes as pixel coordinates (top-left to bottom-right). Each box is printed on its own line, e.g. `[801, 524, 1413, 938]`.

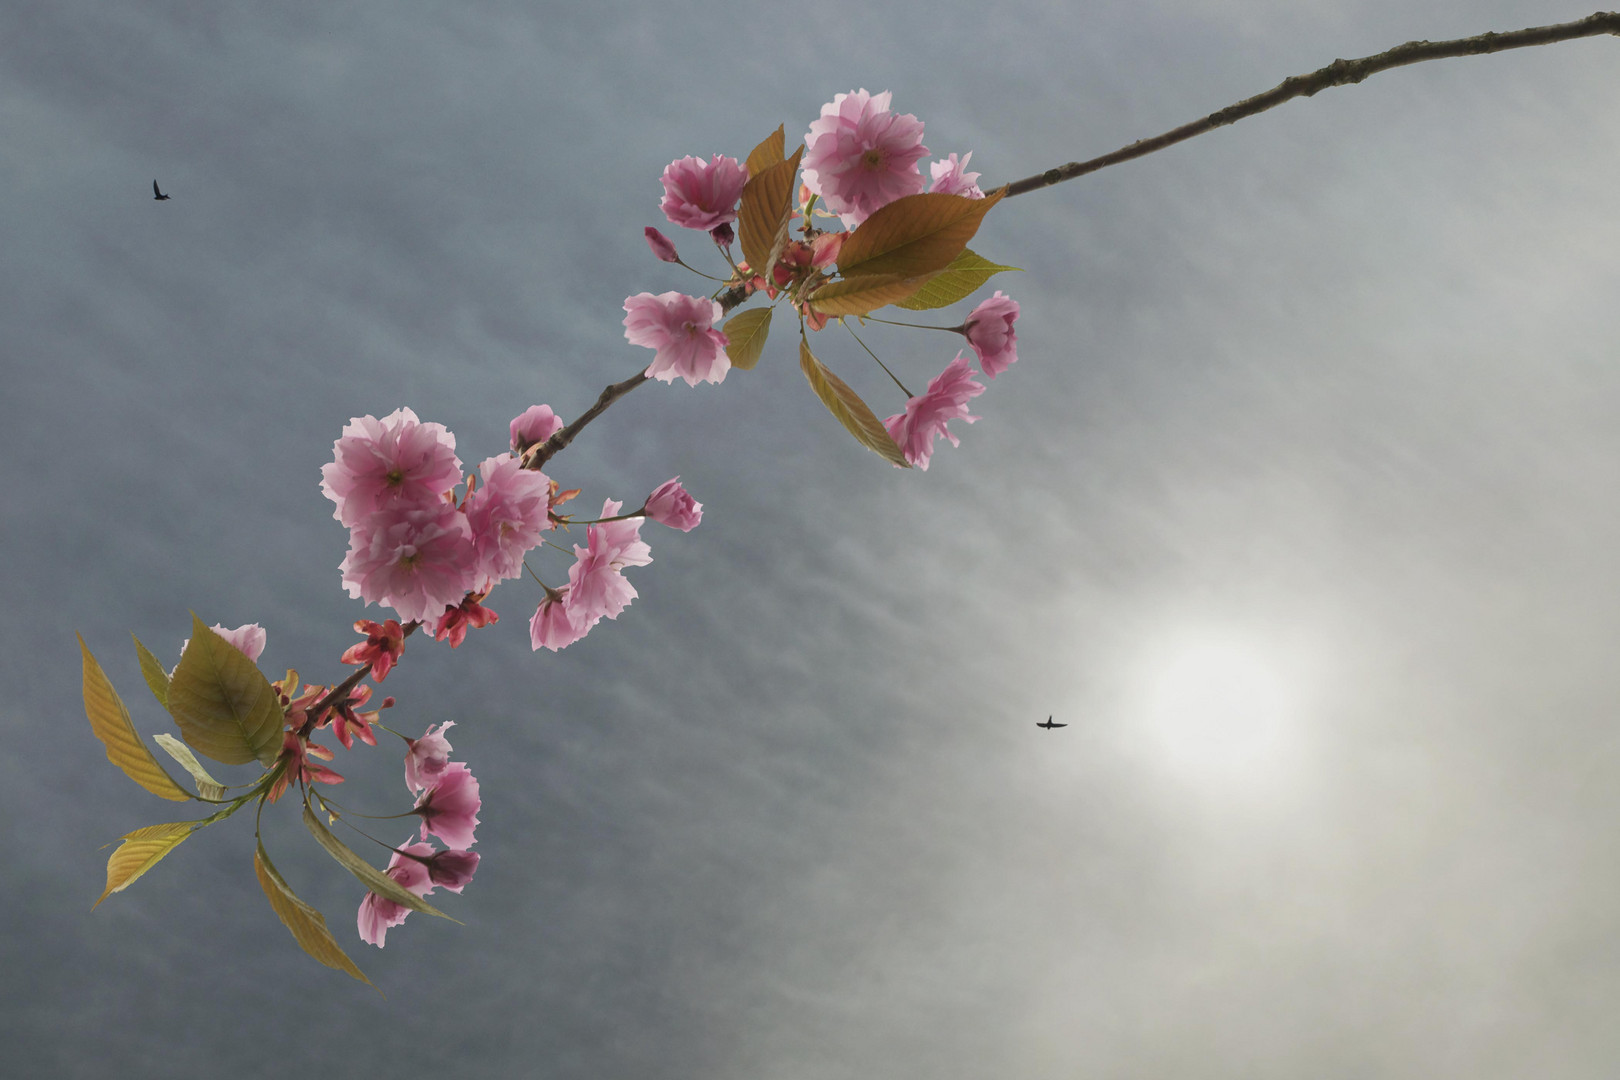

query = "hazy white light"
[1137, 634, 1296, 781]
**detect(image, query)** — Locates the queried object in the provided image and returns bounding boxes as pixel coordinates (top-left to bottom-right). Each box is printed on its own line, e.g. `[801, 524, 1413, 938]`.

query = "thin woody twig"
[1002, 11, 1620, 198]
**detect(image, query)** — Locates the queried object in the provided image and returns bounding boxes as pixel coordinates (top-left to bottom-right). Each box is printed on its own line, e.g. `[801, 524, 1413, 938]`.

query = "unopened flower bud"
[644, 226, 679, 263]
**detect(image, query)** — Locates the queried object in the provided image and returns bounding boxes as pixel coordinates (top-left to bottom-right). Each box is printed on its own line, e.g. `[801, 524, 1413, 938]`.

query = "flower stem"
[845, 322, 913, 398]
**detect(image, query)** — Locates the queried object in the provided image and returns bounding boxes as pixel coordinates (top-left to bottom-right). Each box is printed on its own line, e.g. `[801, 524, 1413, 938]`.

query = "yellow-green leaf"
[894, 249, 1022, 311]
[254, 841, 375, 989]
[799, 338, 910, 468]
[153, 733, 228, 801]
[738, 147, 803, 274]
[836, 188, 1005, 279]
[167, 614, 284, 767]
[302, 803, 457, 922]
[809, 273, 932, 317]
[79, 634, 192, 802]
[723, 307, 773, 371]
[744, 124, 786, 179]
[94, 821, 196, 908]
[132, 635, 170, 708]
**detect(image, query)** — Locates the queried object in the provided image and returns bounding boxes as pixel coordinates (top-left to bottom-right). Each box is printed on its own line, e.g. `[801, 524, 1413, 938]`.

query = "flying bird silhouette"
[153, 180, 170, 201]
[1037, 716, 1067, 729]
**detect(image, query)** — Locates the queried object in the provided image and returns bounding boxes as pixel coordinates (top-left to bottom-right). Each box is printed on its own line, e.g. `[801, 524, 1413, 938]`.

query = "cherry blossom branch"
[1002, 11, 1620, 198]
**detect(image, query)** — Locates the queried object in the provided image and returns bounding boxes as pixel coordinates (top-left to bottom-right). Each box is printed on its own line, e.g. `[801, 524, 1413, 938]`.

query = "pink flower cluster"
[358, 722, 482, 948]
[322, 407, 553, 629]
[529, 497, 654, 651]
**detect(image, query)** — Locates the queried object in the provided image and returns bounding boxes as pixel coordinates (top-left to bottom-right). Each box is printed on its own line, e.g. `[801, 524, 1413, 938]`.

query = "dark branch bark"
[1002, 11, 1620, 198]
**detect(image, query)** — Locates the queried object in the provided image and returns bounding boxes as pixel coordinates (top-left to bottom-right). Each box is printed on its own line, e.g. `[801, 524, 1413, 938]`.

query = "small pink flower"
[659, 154, 748, 231]
[339, 502, 479, 625]
[423, 849, 480, 893]
[179, 623, 266, 668]
[464, 453, 551, 587]
[357, 840, 435, 948]
[928, 152, 984, 198]
[623, 292, 731, 386]
[510, 405, 564, 455]
[563, 498, 653, 625]
[802, 90, 928, 228]
[643, 477, 702, 532]
[414, 762, 481, 850]
[267, 732, 344, 803]
[432, 595, 498, 648]
[883, 353, 985, 471]
[962, 291, 1019, 378]
[341, 619, 405, 680]
[644, 226, 680, 263]
[592, 498, 653, 570]
[404, 721, 456, 794]
[320, 408, 463, 529]
[331, 684, 382, 750]
[529, 590, 593, 652]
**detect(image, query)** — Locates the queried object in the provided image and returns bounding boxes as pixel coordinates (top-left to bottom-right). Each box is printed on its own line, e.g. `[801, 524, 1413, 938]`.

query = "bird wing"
[153, 180, 161, 196]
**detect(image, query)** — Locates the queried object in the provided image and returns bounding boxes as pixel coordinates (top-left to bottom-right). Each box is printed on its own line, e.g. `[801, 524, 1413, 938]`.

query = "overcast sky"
[5, 2, 1620, 1077]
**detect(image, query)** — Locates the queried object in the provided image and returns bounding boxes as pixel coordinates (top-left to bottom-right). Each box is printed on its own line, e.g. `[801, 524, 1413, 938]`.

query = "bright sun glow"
[1135, 633, 1299, 782]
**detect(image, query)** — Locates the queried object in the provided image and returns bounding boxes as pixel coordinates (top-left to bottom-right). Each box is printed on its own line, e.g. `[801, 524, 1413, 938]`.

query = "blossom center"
[861, 147, 887, 171]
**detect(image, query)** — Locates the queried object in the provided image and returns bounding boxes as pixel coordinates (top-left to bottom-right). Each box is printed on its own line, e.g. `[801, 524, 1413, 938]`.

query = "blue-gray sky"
[5, 2, 1620, 1077]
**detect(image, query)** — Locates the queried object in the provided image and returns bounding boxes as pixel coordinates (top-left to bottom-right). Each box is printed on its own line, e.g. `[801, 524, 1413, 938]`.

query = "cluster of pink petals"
[321, 408, 463, 529]
[267, 731, 344, 803]
[331, 684, 384, 750]
[463, 453, 552, 586]
[643, 477, 702, 532]
[433, 596, 498, 648]
[510, 404, 564, 455]
[339, 502, 479, 625]
[660, 154, 749, 231]
[404, 721, 456, 794]
[963, 291, 1019, 378]
[341, 618, 405, 680]
[529, 589, 588, 652]
[356, 839, 480, 948]
[884, 353, 986, 471]
[414, 761, 481, 850]
[802, 90, 929, 228]
[529, 499, 654, 651]
[929, 152, 984, 199]
[623, 292, 730, 386]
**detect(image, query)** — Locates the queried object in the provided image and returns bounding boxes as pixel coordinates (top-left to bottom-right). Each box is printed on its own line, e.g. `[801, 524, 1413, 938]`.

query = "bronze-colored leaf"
[254, 841, 375, 989]
[799, 338, 910, 468]
[894, 249, 1022, 311]
[302, 803, 457, 922]
[808, 273, 932, 317]
[723, 307, 773, 371]
[79, 634, 192, 802]
[167, 614, 285, 767]
[738, 147, 804, 274]
[94, 821, 195, 908]
[132, 635, 170, 708]
[153, 733, 229, 801]
[836, 188, 1005, 279]
[744, 124, 786, 179]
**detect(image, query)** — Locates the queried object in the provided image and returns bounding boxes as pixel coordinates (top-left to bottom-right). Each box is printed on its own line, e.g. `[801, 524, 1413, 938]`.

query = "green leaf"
[132, 635, 170, 708]
[894, 249, 1022, 311]
[94, 821, 196, 908]
[738, 146, 803, 275]
[809, 273, 932, 318]
[302, 802, 457, 922]
[744, 124, 786, 179]
[167, 614, 285, 767]
[153, 733, 229, 801]
[799, 338, 910, 468]
[78, 634, 192, 802]
[254, 840, 375, 990]
[723, 307, 773, 371]
[836, 188, 1005, 279]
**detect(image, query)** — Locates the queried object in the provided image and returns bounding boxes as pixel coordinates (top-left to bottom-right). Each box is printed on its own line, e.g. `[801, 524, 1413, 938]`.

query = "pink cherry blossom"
[414, 762, 481, 850]
[404, 721, 456, 794]
[644, 226, 680, 263]
[341, 618, 405, 680]
[463, 453, 551, 586]
[659, 154, 748, 231]
[320, 408, 463, 528]
[591, 498, 653, 570]
[423, 849, 480, 893]
[339, 502, 478, 625]
[883, 353, 985, 471]
[529, 590, 592, 652]
[566, 545, 640, 625]
[623, 292, 731, 386]
[928, 152, 984, 199]
[432, 596, 498, 648]
[178, 623, 267, 669]
[357, 839, 436, 948]
[643, 477, 702, 532]
[510, 405, 564, 454]
[802, 90, 928, 228]
[962, 291, 1019, 378]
